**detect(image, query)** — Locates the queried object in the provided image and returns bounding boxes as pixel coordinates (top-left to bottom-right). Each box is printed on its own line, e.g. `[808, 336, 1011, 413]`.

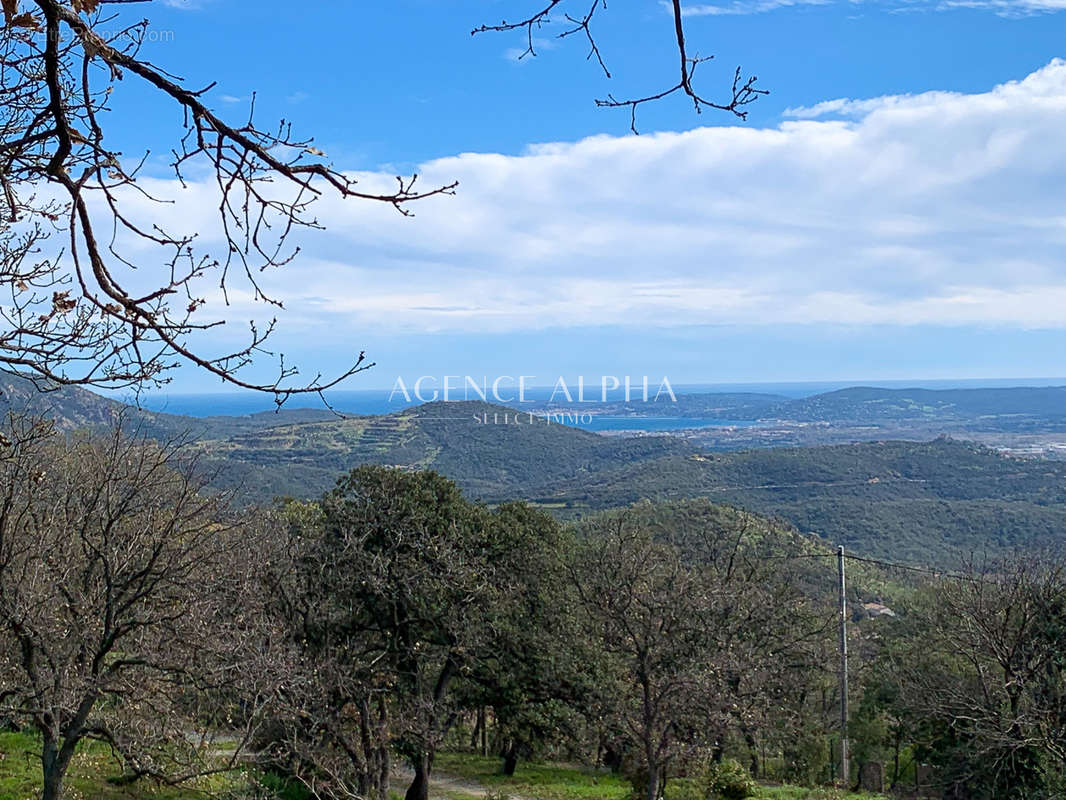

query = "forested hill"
[0, 372, 153, 430]
[197, 400, 696, 503]
[6, 373, 1066, 564]
[529, 437, 1066, 564]
[190, 399, 1066, 564]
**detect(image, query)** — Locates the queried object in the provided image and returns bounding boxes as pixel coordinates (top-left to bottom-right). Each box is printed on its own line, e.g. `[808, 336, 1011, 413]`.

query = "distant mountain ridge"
[546, 384, 1066, 426]
[770, 385, 1066, 423]
[197, 400, 696, 503]
[0, 372, 338, 439]
[8, 371, 1064, 430]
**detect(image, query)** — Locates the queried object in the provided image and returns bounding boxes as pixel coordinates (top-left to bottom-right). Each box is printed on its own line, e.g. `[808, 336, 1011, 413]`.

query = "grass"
[434, 753, 631, 800]
[756, 788, 888, 800]
[430, 753, 888, 800]
[1, 736, 888, 800]
[0, 731, 252, 800]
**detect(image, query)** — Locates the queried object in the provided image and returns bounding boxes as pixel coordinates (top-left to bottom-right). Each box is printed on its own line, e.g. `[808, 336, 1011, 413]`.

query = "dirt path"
[391, 766, 540, 800]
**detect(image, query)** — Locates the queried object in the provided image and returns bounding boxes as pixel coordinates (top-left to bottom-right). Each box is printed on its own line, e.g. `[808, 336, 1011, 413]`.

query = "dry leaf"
[10, 11, 40, 28]
[52, 291, 77, 314]
[1, 0, 18, 25]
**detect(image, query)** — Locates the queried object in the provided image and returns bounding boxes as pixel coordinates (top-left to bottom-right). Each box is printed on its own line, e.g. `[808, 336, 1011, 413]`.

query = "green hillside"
[189, 398, 1066, 564]
[528, 438, 1066, 562]
[198, 400, 694, 501]
[6, 374, 1066, 565]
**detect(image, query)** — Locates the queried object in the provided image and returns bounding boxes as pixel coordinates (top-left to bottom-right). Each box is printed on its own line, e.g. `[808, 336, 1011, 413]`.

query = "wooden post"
[838, 546, 850, 788]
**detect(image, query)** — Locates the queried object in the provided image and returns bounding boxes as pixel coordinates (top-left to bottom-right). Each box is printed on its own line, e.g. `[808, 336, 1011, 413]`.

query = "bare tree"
[1, 0, 455, 398]
[895, 553, 1066, 799]
[573, 501, 826, 800]
[0, 417, 279, 800]
[573, 515, 719, 800]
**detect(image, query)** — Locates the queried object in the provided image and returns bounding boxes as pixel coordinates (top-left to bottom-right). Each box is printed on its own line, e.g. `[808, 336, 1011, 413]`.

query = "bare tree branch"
[473, 0, 767, 133]
[2, 0, 456, 399]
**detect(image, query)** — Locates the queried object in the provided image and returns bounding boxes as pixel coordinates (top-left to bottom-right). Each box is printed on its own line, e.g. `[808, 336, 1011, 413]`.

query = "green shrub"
[703, 759, 757, 800]
[663, 777, 703, 800]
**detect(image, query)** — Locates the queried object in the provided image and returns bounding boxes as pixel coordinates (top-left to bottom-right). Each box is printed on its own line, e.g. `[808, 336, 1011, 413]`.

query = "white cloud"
[674, 0, 1066, 15]
[504, 36, 559, 63]
[678, 0, 832, 15]
[117, 60, 1066, 338]
[937, 0, 1066, 12]
[783, 94, 917, 118]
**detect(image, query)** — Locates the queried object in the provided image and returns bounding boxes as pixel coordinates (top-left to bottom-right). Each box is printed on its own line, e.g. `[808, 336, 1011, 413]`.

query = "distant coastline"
[125, 377, 1066, 421]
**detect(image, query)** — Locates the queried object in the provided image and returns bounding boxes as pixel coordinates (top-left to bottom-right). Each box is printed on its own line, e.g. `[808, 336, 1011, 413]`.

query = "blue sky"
[96, 0, 1066, 392]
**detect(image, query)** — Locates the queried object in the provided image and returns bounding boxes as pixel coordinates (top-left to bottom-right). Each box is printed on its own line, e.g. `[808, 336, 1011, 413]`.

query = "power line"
[841, 552, 977, 582]
[763, 549, 984, 582]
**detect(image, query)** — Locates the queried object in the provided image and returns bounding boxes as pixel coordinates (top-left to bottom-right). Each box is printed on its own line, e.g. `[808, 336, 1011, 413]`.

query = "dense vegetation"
[6, 373, 1066, 565]
[2, 415, 1066, 800]
[198, 401, 1066, 565]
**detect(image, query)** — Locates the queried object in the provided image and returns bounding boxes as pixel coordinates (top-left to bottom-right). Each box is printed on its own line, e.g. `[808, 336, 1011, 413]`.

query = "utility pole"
[837, 545, 850, 789]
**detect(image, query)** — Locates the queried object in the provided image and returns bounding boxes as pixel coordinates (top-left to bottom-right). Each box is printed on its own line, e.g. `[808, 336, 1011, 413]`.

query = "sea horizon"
[121, 376, 1066, 423]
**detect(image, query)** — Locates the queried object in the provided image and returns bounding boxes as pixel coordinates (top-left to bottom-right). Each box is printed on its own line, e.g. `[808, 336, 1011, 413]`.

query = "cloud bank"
[127, 60, 1066, 338]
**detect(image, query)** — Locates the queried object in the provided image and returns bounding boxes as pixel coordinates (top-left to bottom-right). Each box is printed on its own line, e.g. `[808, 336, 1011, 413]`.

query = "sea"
[125, 377, 1066, 435]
